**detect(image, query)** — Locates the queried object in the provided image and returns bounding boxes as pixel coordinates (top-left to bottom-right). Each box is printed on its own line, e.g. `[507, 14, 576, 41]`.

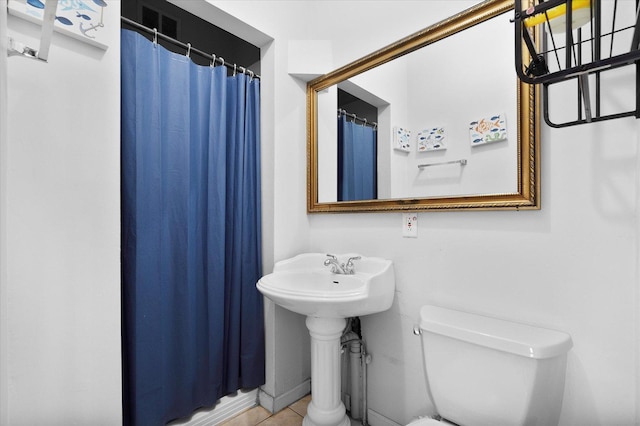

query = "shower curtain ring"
[363, 118, 367, 126]
[248, 69, 254, 81]
[186, 43, 192, 58]
[153, 28, 158, 46]
[233, 64, 237, 76]
[218, 57, 225, 68]
[210, 54, 216, 67]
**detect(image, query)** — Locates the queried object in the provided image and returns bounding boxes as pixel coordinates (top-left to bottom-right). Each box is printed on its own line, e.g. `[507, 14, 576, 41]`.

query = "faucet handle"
[345, 256, 361, 273]
[346, 256, 361, 265]
[324, 254, 336, 265]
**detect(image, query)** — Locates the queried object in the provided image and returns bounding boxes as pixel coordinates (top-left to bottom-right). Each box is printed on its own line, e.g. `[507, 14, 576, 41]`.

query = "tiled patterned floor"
[220, 394, 361, 426]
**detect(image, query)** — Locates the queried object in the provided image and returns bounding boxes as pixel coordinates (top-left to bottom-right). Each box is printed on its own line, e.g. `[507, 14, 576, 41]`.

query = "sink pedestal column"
[303, 316, 351, 426]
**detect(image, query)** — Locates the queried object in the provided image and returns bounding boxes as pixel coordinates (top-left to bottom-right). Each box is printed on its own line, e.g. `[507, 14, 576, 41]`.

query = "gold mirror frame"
[307, 0, 540, 213]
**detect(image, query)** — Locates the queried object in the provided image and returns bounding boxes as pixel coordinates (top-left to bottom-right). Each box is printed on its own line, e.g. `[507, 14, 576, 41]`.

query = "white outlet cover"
[402, 213, 418, 238]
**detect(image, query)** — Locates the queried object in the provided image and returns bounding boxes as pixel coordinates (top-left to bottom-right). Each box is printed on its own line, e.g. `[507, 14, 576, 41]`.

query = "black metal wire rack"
[514, 0, 640, 127]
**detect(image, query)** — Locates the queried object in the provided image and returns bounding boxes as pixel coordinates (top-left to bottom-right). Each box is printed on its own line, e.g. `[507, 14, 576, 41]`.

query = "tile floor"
[220, 394, 362, 426]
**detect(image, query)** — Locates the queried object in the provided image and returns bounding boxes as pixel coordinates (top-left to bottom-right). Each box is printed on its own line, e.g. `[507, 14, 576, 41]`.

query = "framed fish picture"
[8, 0, 110, 50]
[469, 113, 507, 147]
[417, 127, 446, 152]
[393, 126, 412, 152]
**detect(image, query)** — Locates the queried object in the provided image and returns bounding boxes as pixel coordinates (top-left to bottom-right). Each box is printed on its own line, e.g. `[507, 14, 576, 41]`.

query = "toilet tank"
[419, 305, 573, 426]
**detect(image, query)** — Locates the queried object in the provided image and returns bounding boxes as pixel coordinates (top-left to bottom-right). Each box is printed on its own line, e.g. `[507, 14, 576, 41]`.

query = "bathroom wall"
[403, 17, 518, 199]
[1, 2, 9, 423]
[2, 2, 122, 424]
[210, 1, 640, 425]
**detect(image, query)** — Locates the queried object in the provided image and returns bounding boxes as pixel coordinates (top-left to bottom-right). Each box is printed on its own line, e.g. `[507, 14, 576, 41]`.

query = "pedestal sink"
[257, 253, 395, 426]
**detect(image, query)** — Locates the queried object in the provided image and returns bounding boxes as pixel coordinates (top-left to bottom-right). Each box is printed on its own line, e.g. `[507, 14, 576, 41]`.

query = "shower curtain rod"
[338, 108, 377, 128]
[120, 16, 260, 80]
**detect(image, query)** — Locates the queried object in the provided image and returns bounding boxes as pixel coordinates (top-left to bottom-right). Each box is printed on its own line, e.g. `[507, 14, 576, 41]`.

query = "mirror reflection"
[336, 90, 378, 201]
[308, 0, 540, 212]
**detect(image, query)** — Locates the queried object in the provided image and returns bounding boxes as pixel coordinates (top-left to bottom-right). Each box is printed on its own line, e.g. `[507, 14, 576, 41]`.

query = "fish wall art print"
[8, 0, 110, 50]
[393, 126, 412, 152]
[469, 113, 507, 147]
[417, 127, 446, 152]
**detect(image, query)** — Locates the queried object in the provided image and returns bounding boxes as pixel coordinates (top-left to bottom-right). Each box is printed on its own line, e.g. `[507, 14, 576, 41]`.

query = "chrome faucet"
[324, 254, 361, 275]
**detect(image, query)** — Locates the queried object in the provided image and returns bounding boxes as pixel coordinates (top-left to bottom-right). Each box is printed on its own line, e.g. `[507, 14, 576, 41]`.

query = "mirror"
[307, 0, 540, 213]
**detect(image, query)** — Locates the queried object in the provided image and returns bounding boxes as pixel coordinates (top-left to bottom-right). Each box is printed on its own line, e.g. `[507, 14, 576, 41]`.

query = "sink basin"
[257, 253, 395, 426]
[257, 253, 395, 318]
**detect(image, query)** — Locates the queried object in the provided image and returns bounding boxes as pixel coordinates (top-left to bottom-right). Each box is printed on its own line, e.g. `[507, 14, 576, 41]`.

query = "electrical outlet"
[402, 213, 418, 238]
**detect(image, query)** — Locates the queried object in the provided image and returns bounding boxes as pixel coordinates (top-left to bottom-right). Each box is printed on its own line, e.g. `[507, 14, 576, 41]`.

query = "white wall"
[1, 2, 10, 424]
[403, 16, 517, 198]
[2, 2, 122, 424]
[211, 1, 640, 425]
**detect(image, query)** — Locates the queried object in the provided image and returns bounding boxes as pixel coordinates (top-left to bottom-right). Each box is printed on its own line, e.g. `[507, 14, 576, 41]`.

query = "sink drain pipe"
[341, 318, 371, 425]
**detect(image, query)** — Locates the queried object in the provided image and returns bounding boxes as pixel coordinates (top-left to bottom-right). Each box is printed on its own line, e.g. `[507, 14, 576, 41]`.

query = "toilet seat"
[407, 418, 454, 425]
[407, 420, 441, 426]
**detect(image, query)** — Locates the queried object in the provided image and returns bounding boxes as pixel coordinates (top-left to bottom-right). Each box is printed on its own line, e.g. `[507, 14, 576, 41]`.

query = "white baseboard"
[259, 379, 311, 413]
[367, 408, 403, 426]
[169, 389, 258, 426]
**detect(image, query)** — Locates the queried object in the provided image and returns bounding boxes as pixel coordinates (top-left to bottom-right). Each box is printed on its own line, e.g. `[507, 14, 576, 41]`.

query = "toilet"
[409, 305, 573, 426]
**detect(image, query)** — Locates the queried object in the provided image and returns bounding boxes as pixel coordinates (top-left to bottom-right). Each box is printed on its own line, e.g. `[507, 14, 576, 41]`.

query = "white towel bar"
[417, 159, 467, 169]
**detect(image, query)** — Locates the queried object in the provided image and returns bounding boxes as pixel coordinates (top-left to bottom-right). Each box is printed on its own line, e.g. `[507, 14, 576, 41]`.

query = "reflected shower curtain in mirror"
[121, 29, 264, 426]
[337, 115, 377, 201]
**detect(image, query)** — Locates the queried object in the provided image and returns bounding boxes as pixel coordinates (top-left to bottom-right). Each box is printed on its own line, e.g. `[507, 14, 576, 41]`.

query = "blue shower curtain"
[121, 29, 264, 426]
[337, 115, 377, 201]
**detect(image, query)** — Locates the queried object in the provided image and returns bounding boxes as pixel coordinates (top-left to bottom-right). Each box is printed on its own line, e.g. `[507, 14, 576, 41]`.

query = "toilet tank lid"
[419, 305, 573, 359]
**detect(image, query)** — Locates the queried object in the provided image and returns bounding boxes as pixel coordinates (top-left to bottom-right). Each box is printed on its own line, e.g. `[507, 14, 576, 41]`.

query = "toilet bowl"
[410, 305, 573, 426]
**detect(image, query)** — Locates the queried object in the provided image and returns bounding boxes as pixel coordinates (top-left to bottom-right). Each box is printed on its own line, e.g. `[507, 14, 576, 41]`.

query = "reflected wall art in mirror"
[307, 0, 540, 213]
